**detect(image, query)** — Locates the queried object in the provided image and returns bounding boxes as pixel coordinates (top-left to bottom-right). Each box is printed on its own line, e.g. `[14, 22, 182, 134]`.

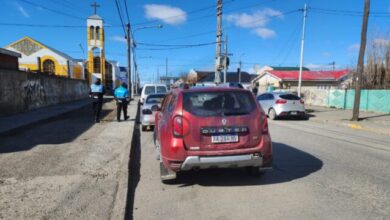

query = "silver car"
[141, 93, 166, 131]
[257, 92, 306, 120]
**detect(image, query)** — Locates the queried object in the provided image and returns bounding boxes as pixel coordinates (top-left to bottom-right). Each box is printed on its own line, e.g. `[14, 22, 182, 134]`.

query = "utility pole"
[238, 60, 242, 83]
[165, 58, 168, 85]
[157, 67, 160, 83]
[126, 23, 133, 99]
[352, 0, 370, 121]
[214, 0, 223, 84]
[298, 3, 308, 97]
[223, 35, 228, 83]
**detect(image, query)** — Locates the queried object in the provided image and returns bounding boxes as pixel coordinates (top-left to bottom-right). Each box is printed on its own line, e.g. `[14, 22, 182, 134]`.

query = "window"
[144, 86, 155, 95]
[90, 26, 95, 40]
[43, 59, 55, 74]
[93, 57, 101, 73]
[183, 91, 255, 117]
[96, 27, 100, 40]
[146, 94, 165, 104]
[257, 93, 274, 100]
[156, 86, 167, 94]
[279, 94, 301, 100]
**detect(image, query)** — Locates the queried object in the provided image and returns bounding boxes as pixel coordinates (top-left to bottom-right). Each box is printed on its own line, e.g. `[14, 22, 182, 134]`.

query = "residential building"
[0, 48, 21, 70]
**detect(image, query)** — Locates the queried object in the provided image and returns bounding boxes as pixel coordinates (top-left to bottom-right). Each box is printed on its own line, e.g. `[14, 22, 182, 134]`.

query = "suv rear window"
[144, 86, 155, 95]
[157, 86, 167, 94]
[279, 94, 301, 100]
[183, 91, 256, 116]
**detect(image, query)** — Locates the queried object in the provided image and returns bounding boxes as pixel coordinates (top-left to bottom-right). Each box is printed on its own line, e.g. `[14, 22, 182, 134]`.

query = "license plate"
[290, 111, 297, 115]
[211, 135, 238, 143]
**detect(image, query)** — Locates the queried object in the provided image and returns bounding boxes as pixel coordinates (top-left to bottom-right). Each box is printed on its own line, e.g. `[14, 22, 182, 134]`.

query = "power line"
[136, 42, 217, 51]
[114, 0, 127, 36]
[19, 0, 85, 21]
[123, 0, 131, 23]
[0, 22, 123, 28]
[135, 41, 217, 47]
[310, 8, 390, 17]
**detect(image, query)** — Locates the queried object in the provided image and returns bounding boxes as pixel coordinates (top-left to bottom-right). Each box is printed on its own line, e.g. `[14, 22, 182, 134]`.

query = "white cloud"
[111, 35, 126, 44]
[348, 43, 360, 52]
[373, 38, 390, 47]
[14, 2, 30, 18]
[144, 4, 186, 25]
[323, 52, 331, 58]
[252, 28, 276, 39]
[226, 8, 282, 39]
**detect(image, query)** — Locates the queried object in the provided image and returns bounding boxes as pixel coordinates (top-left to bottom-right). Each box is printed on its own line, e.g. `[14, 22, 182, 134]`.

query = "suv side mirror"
[151, 105, 161, 112]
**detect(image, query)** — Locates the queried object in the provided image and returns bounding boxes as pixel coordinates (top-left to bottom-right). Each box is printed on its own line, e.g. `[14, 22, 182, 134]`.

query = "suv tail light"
[173, 116, 183, 137]
[300, 99, 304, 104]
[142, 109, 153, 115]
[275, 99, 287, 104]
[261, 113, 269, 134]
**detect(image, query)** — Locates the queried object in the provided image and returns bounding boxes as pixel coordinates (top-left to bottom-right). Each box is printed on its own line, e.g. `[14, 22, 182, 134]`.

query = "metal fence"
[328, 89, 390, 113]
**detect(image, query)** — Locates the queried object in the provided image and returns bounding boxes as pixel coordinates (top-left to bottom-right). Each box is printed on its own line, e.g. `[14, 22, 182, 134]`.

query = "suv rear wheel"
[160, 162, 177, 184]
[246, 166, 264, 176]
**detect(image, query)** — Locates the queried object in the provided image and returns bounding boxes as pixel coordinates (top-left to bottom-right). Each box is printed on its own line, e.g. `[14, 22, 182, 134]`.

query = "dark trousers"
[92, 100, 103, 121]
[117, 100, 128, 121]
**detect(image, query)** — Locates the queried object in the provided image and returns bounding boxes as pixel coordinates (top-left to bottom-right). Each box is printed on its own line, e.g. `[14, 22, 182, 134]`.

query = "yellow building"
[5, 36, 84, 79]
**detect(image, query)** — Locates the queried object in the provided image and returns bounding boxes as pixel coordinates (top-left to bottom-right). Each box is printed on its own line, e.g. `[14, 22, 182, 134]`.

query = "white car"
[141, 93, 166, 131]
[257, 92, 307, 120]
[140, 84, 167, 105]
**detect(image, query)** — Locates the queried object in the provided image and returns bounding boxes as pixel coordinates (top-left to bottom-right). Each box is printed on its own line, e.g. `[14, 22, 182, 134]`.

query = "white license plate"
[211, 135, 239, 143]
[290, 111, 297, 115]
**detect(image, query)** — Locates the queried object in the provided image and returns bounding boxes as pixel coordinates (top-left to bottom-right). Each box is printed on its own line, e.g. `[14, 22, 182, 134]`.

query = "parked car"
[140, 84, 168, 105]
[141, 93, 166, 131]
[154, 87, 272, 183]
[257, 92, 306, 120]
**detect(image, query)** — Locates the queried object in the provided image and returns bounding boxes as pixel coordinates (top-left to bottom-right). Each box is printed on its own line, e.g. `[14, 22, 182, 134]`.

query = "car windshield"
[183, 91, 255, 117]
[279, 94, 301, 100]
[146, 94, 165, 104]
[156, 86, 167, 93]
[144, 86, 155, 95]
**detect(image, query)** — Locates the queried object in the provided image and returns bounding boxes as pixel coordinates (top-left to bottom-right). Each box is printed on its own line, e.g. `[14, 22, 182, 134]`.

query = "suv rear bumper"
[180, 153, 263, 171]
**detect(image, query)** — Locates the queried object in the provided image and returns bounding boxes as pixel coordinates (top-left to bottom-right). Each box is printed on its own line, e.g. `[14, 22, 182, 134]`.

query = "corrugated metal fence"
[327, 90, 390, 113]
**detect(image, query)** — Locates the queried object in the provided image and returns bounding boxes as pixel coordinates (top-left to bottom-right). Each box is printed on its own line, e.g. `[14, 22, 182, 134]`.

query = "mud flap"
[160, 162, 177, 181]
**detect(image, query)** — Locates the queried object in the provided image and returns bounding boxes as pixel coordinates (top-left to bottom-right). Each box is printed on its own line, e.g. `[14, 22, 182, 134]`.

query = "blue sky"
[1, 0, 390, 83]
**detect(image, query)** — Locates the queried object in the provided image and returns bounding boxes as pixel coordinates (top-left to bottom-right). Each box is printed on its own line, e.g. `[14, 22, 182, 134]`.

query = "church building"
[5, 36, 84, 79]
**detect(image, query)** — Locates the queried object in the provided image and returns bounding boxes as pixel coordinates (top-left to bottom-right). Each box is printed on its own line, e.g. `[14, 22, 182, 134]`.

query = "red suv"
[153, 87, 272, 183]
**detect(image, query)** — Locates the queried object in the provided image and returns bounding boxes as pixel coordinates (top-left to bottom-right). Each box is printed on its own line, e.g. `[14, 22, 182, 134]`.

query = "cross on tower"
[91, 1, 100, 15]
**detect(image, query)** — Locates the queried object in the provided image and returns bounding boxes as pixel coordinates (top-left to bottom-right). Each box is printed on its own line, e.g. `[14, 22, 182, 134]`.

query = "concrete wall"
[0, 69, 89, 116]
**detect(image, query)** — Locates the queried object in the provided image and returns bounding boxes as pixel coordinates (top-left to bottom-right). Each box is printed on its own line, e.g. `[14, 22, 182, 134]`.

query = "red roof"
[268, 69, 350, 81]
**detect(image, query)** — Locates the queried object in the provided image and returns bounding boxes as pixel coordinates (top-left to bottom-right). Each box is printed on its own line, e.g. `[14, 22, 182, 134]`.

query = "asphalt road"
[0, 100, 136, 220]
[132, 118, 390, 220]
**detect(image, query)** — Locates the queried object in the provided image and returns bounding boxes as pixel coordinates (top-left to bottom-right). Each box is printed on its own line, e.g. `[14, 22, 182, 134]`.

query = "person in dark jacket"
[89, 78, 105, 123]
[114, 82, 130, 122]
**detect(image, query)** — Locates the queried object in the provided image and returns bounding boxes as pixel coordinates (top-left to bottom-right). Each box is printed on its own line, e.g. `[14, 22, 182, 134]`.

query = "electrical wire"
[18, 0, 85, 21]
[114, 0, 127, 36]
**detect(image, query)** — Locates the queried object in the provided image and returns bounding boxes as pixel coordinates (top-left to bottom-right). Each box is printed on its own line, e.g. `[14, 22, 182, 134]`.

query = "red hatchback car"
[153, 87, 272, 183]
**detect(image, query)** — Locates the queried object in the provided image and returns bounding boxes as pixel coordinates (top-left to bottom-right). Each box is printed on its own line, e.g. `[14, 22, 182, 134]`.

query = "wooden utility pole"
[352, 0, 370, 121]
[214, 0, 223, 83]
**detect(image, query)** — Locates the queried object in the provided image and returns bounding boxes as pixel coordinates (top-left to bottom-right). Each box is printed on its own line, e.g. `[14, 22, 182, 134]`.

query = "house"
[0, 48, 21, 70]
[254, 69, 351, 92]
[256, 65, 310, 77]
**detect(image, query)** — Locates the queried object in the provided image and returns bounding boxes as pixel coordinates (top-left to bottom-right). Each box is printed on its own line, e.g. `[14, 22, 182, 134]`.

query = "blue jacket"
[114, 86, 129, 99]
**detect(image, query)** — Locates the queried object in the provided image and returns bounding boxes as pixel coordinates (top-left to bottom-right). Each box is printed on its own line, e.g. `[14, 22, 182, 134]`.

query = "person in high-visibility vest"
[114, 82, 130, 122]
[89, 78, 105, 123]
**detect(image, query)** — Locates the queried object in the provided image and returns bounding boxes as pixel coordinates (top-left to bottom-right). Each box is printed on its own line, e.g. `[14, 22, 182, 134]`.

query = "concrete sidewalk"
[306, 105, 390, 136]
[0, 98, 94, 135]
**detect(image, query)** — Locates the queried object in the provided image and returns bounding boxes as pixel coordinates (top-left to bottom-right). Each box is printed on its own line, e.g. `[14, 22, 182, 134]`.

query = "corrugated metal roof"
[268, 69, 350, 81]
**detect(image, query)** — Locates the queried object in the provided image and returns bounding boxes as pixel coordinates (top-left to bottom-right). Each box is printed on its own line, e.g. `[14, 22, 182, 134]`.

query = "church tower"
[87, 2, 105, 84]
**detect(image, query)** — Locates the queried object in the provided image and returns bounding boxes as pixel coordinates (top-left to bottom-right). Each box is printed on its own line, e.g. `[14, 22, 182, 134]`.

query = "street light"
[239, 53, 245, 83]
[131, 24, 163, 95]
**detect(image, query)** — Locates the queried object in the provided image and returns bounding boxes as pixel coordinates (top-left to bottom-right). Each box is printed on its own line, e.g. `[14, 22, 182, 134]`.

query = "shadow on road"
[0, 103, 113, 154]
[124, 105, 141, 220]
[175, 142, 323, 187]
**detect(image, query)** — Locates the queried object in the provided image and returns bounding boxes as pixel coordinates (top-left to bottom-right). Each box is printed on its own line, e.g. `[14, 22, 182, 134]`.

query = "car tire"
[268, 108, 277, 120]
[142, 125, 147, 131]
[160, 162, 177, 184]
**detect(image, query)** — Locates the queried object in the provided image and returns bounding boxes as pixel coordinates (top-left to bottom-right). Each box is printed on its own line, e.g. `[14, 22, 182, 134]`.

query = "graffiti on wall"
[22, 79, 47, 110]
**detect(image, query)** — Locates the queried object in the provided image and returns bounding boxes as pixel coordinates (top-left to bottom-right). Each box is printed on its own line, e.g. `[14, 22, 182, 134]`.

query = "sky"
[1, 0, 390, 83]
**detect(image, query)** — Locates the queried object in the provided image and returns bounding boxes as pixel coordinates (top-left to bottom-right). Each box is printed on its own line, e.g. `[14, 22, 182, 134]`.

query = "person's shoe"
[95, 119, 100, 123]
[117, 119, 121, 122]
[125, 116, 130, 120]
